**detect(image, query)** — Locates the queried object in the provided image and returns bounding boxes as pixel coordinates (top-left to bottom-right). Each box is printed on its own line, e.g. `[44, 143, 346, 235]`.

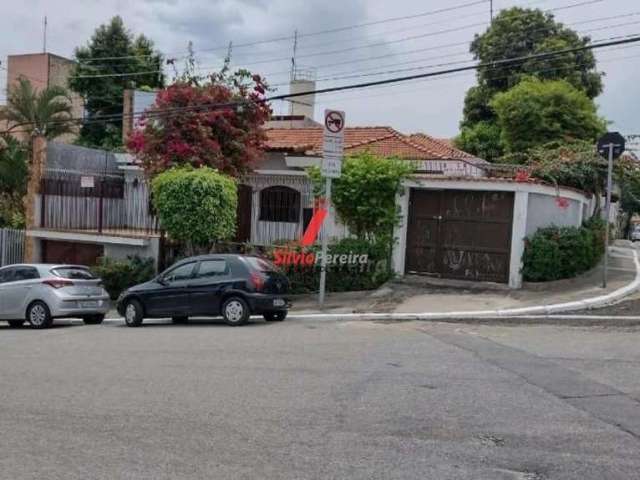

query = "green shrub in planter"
[522, 219, 606, 282]
[92, 256, 155, 299]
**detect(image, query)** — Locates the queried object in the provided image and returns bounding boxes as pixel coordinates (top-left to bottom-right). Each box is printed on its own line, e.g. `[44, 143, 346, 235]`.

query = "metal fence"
[0, 229, 25, 267]
[39, 174, 160, 237]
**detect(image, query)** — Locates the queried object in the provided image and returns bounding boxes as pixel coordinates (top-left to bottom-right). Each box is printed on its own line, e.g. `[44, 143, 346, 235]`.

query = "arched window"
[259, 186, 301, 223]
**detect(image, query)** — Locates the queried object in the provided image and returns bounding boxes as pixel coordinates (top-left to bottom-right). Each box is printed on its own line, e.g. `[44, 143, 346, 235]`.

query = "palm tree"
[0, 77, 74, 140]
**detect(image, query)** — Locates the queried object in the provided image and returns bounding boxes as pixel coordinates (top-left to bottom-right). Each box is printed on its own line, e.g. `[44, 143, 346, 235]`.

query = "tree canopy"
[491, 78, 606, 153]
[70, 16, 164, 149]
[0, 135, 29, 228]
[127, 70, 270, 177]
[456, 7, 604, 160]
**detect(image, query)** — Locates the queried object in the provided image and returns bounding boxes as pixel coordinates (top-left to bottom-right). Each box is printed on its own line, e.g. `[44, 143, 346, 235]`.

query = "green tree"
[458, 7, 603, 159]
[0, 135, 29, 228]
[151, 167, 237, 254]
[491, 78, 605, 153]
[70, 16, 164, 149]
[309, 152, 412, 242]
[0, 78, 73, 141]
[455, 121, 503, 161]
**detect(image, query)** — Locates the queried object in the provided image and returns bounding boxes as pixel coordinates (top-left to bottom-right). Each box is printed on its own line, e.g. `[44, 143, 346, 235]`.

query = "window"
[13, 267, 40, 281]
[243, 257, 278, 273]
[0, 267, 16, 284]
[52, 267, 95, 280]
[163, 262, 195, 283]
[259, 186, 301, 223]
[196, 260, 230, 279]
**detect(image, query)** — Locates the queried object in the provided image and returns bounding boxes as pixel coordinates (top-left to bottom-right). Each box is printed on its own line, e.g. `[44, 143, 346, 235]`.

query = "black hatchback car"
[116, 254, 290, 327]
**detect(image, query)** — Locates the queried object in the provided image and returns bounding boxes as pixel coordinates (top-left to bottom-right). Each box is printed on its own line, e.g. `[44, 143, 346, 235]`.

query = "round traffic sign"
[325, 111, 345, 134]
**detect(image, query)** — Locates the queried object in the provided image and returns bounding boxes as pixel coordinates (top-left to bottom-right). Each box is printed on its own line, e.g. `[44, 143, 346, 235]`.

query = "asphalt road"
[1, 318, 639, 480]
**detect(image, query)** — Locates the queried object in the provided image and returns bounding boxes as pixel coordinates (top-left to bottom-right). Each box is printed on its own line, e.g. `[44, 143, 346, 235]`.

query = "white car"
[631, 225, 640, 242]
[0, 264, 110, 329]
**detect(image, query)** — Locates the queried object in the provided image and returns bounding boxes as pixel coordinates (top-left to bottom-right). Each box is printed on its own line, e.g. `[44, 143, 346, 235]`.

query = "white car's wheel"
[27, 301, 53, 329]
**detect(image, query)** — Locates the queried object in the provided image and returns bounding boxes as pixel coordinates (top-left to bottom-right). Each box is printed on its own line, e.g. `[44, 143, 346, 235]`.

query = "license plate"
[81, 301, 99, 308]
[273, 298, 285, 307]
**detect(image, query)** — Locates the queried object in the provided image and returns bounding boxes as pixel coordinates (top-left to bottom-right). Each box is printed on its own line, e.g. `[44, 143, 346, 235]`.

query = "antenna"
[490, 0, 493, 22]
[290, 29, 298, 81]
[43, 16, 47, 52]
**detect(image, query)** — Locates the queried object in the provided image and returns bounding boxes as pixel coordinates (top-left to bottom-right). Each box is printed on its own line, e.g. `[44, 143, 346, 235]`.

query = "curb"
[99, 248, 639, 324]
[284, 247, 640, 321]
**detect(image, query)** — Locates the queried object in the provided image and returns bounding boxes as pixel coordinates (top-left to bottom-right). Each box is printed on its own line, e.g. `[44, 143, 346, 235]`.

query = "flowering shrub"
[127, 73, 270, 177]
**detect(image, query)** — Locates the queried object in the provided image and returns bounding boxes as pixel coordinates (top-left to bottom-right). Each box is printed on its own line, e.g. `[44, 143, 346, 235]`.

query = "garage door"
[405, 189, 514, 283]
[42, 240, 104, 266]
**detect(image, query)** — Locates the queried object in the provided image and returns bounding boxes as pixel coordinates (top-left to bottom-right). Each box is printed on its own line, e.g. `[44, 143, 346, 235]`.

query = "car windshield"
[244, 257, 278, 272]
[52, 267, 96, 280]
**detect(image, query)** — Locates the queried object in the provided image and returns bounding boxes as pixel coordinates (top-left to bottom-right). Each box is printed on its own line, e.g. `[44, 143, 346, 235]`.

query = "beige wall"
[5, 53, 83, 143]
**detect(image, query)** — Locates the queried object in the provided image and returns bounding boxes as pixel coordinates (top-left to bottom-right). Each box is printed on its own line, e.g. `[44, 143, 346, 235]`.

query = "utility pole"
[43, 16, 47, 53]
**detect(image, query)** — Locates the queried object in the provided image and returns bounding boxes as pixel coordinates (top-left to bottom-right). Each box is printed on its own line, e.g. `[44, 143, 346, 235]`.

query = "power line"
[68, 0, 611, 81]
[75, 0, 491, 64]
[3, 33, 639, 136]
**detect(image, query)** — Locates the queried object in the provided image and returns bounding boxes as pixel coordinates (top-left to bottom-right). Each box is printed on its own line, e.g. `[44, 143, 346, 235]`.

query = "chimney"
[288, 67, 316, 120]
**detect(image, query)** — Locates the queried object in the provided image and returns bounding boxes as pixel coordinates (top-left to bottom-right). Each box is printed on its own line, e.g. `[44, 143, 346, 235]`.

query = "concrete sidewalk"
[290, 245, 639, 317]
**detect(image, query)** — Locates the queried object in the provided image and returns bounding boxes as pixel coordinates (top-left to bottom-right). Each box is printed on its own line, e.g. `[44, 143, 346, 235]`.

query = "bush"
[92, 256, 155, 299]
[268, 238, 393, 294]
[522, 218, 606, 282]
[151, 166, 237, 254]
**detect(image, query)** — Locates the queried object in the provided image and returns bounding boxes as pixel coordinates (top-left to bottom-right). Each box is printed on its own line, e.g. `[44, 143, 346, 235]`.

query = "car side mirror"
[156, 276, 168, 286]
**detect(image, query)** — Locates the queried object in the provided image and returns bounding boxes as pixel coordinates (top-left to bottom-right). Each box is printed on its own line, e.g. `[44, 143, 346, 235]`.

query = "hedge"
[522, 217, 606, 282]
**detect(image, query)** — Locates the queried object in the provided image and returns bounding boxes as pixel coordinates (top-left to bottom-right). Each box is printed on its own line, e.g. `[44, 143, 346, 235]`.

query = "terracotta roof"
[408, 133, 479, 161]
[265, 127, 478, 161]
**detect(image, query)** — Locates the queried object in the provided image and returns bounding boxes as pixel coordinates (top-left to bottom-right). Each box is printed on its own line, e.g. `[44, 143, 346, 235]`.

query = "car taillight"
[43, 279, 74, 289]
[250, 272, 265, 292]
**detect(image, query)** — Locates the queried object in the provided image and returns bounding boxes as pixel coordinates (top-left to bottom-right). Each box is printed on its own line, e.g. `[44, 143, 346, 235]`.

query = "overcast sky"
[1, 0, 639, 138]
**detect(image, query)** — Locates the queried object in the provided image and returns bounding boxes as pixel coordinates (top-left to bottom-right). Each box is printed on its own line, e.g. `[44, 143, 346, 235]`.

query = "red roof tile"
[265, 127, 478, 161]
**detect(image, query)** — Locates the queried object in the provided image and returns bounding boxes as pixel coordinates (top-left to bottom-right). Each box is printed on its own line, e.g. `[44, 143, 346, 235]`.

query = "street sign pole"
[318, 176, 331, 306]
[603, 143, 614, 288]
[597, 132, 625, 289]
[319, 109, 345, 308]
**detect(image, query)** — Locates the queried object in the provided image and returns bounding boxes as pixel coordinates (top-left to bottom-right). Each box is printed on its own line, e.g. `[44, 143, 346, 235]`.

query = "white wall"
[525, 193, 582, 237]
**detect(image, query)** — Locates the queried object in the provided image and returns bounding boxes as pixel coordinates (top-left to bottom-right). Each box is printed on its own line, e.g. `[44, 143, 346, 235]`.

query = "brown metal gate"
[405, 189, 514, 283]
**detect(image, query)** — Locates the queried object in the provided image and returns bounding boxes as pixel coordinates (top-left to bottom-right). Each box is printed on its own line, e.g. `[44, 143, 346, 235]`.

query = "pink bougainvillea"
[127, 75, 271, 177]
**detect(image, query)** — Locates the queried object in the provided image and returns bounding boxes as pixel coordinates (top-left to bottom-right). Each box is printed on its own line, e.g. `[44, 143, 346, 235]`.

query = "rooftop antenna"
[43, 16, 47, 53]
[490, 0, 493, 22]
[290, 29, 298, 81]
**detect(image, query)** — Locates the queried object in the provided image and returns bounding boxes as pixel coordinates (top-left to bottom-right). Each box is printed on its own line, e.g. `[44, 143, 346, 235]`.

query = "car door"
[0, 267, 40, 319]
[0, 267, 17, 319]
[188, 259, 233, 316]
[144, 261, 196, 317]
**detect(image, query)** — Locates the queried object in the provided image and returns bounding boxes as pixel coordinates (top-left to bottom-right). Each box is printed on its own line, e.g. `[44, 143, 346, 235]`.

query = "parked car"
[631, 224, 640, 242]
[116, 254, 290, 327]
[0, 264, 110, 329]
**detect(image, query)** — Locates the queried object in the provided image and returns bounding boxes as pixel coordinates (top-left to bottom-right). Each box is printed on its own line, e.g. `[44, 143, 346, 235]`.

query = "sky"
[1, 0, 639, 139]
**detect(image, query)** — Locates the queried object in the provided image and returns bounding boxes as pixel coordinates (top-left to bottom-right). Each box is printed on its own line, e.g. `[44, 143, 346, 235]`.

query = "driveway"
[1, 318, 639, 479]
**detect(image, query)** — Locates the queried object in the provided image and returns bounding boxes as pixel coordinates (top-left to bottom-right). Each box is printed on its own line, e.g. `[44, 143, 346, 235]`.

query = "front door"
[144, 261, 196, 316]
[189, 258, 233, 316]
[405, 189, 443, 276]
[235, 184, 252, 243]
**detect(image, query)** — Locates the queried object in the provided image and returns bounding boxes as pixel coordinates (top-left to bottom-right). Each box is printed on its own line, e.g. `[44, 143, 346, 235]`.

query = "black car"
[116, 254, 290, 327]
